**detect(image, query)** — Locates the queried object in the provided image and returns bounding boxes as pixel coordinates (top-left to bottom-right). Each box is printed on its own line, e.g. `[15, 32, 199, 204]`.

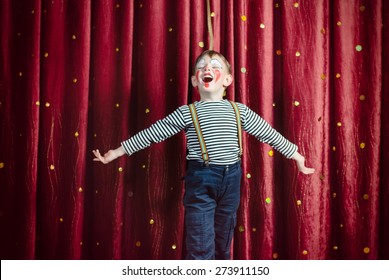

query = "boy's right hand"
[92, 147, 125, 164]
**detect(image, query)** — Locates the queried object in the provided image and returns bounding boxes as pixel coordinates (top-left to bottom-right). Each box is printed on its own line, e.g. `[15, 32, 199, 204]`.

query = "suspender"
[188, 101, 242, 165]
[189, 103, 210, 165]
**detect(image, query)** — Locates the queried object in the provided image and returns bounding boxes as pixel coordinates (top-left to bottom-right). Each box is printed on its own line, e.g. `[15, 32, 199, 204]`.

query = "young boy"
[93, 50, 315, 260]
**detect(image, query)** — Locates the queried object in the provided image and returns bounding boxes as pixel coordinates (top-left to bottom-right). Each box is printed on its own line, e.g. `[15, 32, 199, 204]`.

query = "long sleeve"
[121, 106, 188, 155]
[240, 104, 298, 158]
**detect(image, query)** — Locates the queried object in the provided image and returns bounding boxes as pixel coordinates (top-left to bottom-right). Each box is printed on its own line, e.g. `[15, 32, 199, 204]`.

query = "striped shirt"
[121, 99, 297, 165]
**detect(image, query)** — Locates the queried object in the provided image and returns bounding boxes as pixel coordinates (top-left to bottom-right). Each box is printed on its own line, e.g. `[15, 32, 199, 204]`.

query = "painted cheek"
[215, 70, 221, 82]
[196, 71, 201, 83]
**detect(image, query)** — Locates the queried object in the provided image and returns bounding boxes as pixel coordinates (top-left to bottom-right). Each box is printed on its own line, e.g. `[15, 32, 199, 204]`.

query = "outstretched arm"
[291, 151, 315, 174]
[92, 146, 126, 164]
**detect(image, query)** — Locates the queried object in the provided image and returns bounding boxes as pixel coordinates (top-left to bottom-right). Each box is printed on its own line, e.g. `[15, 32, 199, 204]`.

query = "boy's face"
[191, 54, 233, 95]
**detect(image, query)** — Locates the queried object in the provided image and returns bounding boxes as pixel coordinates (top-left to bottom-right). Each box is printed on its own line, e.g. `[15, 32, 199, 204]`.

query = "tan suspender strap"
[229, 101, 243, 158]
[189, 103, 210, 165]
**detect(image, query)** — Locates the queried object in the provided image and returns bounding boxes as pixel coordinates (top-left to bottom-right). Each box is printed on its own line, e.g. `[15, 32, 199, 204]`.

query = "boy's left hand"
[291, 151, 315, 175]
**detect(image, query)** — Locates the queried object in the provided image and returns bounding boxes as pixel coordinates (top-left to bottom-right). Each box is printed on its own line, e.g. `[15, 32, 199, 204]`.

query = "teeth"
[203, 74, 213, 83]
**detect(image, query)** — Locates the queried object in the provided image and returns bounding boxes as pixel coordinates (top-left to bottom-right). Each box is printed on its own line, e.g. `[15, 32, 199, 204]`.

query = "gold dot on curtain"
[0, 162, 4, 169]
[272, 103, 276, 107]
[169, 78, 173, 82]
[145, 108, 150, 113]
[168, 27, 173, 32]
[260, 23, 265, 29]
[302, 250, 308, 255]
[72, 34, 76, 40]
[118, 167, 123, 172]
[332, 146, 336, 151]
[265, 197, 271, 204]
[337, 122, 342, 127]
[332, 192, 337, 198]
[336, 73, 341, 78]
[340, 223, 344, 228]
[17, 32, 21, 36]
[18, 72, 23, 77]
[294, 101, 300, 106]
[139, 3, 143, 8]
[95, 190, 98, 194]
[296, 200, 302, 206]
[31, 10, 35, 14]
[135, 241, 141, 247]
[363, 247, 370, 254]
[337, 21, 342, 26]
[59, 218, 63, 222]
[363, 194, 369, 200]
[240, 67, 247, 73]
[359, 95, 366, 101]
[142, 164, 146, 169]
[275, 3, 280, 8]
[276, 50, 282, 55]
[50, 164, 55, 170]
[360, 5, 366, 12]
[238, 226, 244, 232]
[172, 244, 177, 250]
[78, 187, 83, 192]
[35, 101, 40, 106]
[198, 41, 204, 48]
[252, 227, 257, 232]
[272, 253, 279, 259]
[333, 246, 338, 250]
[96, 242, 100, 246]
[211, 12, 215, 17]
[74, 131, 79, 137]
[116, 103, 120, 108]
[320, 28, 326, 34]
[116, 3, 120, 8]
[321, 74, 326, 80]
[360, 142, 366, 149]
[295, 51, 301, 57]
[93, 133, 97, 138]
[44, 52, 49, 58]
[80, 241, 83, 246]
[246, 173, 251, 179]
[149, 219, 154, 225]
[45, 102, 50, 107]
[294, 3, 299, 8]
[73, 78, 78, 83]
[115, 48, 120, 52]
[355, 45, 362, 52]
[241, 15, 247, 21]
[268, 150, 274, 157]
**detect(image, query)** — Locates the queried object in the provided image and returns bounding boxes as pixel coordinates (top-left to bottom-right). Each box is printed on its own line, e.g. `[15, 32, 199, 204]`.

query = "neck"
[199, 91, 224, 102]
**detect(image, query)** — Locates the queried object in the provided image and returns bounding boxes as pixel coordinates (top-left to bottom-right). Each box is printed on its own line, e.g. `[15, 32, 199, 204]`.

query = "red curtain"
[0, 0, 388, 260]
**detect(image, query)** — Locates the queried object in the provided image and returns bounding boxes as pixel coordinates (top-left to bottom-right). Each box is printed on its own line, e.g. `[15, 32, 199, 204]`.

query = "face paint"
[214, 69, 221, 82]
[196, 70, 201, 83]
[210, 59, 223, 69]
[196, 58, 206, 70]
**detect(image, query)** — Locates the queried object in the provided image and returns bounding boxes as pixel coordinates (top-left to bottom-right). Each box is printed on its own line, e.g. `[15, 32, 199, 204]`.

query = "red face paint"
[204, 83, 209, 88]
[215, 70, 221, 82]
[196, 70, 201, 83]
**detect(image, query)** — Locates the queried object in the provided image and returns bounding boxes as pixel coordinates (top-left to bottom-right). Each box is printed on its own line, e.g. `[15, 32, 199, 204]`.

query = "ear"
[223, 73, 233, 87]
[191, 75, 198, 87]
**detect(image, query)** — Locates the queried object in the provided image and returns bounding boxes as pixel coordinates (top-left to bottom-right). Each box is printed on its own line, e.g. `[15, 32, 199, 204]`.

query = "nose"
[204, 63, 212, 71]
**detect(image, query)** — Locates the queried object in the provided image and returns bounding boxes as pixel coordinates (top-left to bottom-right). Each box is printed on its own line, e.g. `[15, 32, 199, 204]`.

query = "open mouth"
[202, 74, 214, 83]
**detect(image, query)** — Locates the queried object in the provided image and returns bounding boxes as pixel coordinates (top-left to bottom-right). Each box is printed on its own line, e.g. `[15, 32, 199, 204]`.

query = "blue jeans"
[184, 160, 242, 260]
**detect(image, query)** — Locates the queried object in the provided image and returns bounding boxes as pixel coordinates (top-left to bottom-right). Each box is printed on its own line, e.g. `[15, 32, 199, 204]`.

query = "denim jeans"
[183, 160, 242, 260]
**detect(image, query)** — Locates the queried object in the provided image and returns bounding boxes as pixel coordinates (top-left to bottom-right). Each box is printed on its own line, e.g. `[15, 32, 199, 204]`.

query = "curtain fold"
[0, 0, 387, 260]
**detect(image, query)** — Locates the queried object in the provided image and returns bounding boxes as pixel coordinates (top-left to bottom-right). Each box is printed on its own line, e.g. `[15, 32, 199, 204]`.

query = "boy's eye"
[210, 59, 223, 69]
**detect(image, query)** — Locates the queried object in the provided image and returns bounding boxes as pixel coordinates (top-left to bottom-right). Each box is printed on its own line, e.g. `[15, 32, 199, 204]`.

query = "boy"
[93, 50, 315, 260]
